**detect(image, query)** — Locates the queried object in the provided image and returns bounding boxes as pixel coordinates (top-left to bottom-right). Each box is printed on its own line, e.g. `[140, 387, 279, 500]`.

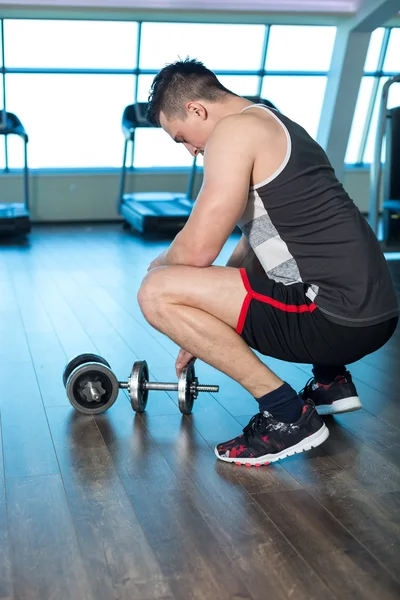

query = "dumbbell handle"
[120, 381, 219, 393]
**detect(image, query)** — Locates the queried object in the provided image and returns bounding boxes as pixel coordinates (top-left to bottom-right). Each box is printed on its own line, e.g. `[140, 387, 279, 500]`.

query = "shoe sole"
[315, 396, 362, 416]
[214, 423, 329, 467]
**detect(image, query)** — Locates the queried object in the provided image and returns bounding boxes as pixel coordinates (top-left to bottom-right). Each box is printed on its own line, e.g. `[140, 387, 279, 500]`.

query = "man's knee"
[137, 267, 167, 322]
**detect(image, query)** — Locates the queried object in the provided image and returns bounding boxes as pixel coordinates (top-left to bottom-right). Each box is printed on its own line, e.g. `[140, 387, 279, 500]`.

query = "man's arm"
[226, 234, 265, 276]
[160, 115, 256, 267]
[226, 234, 250, 268]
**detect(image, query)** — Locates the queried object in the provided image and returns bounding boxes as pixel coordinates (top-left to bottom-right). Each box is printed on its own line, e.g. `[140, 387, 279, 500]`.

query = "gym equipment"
[369, 74, 400, 247]
[63, 354, 219, 415]
[63, 353, 120, 414]
[117, 97, 278, 235]
[117, 102, 197, 235]
[0, 111, 31, 235]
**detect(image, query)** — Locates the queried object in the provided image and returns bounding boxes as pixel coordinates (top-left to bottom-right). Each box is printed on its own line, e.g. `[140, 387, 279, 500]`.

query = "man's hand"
[176, 348, 196, 378]
[147, 250, 169, 272]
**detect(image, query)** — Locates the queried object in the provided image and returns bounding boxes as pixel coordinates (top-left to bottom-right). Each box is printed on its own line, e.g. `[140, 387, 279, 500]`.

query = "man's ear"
[186, 101, 208, 120]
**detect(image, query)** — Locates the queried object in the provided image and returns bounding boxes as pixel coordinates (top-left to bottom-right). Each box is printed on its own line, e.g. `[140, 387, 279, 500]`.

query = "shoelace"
[242, 412, 268, 440]
[298, 377, 315, 399]
[299, 371, 351, 398]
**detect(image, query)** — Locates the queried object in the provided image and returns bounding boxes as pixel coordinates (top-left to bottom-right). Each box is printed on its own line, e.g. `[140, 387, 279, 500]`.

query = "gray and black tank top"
[238, 104, 399, 327]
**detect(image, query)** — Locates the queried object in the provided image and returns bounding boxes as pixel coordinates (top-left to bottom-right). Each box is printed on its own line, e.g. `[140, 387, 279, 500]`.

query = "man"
[137, 59, 398, 467]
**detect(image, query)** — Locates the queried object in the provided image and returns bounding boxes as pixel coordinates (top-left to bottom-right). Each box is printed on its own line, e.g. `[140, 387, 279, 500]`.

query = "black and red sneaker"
[214, 402, 329, 467]
[298, 371, 362, 415]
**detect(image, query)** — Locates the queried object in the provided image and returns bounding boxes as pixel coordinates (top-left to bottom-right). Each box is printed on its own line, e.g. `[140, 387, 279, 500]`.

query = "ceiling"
[0, 0, 361, 13]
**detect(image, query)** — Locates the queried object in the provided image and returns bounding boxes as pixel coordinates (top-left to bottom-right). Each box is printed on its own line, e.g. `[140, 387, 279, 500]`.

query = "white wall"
[0, 167, 373, 222]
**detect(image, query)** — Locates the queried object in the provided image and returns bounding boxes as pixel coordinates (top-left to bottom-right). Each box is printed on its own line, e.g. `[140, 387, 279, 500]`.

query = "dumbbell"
[62, 353, 219, 415]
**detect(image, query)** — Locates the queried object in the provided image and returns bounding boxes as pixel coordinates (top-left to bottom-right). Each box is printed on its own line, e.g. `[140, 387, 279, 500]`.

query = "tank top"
[238, 104, 399, 326]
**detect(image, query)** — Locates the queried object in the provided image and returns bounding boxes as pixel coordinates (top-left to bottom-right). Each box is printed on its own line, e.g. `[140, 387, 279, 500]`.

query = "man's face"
[159, 105, 210, 157]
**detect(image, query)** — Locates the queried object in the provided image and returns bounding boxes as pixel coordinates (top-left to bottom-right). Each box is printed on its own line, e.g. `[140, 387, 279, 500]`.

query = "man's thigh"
[140, 265, 247, 329]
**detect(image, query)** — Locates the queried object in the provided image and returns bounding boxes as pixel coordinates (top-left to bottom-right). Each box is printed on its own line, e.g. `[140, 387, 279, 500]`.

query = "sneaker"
[299, 372, 362, 416]
[214, 403, 329, 467]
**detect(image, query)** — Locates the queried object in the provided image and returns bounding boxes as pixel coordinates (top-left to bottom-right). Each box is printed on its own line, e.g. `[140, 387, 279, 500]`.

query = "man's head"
[146, 58, 235, 156]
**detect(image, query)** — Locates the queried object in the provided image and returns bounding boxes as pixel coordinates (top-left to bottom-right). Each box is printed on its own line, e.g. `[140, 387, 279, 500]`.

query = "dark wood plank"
[309, 488, 400, 581]
[18, 267, 97, 359]
[236, 414, 400, 496]
[55, 267, 176, 367]
[141, 411, 301, 495]
[334, 410, 400, 467]
[272, 450, 400, 580]
[348, 376, 400, 430]
[100, 282, 181, 359]
[254, 489, 400, 600]
[133, 413, 335, 600]
[359, 345, 400, 377]
[94, 402, 182, 495]
[0, 361, 59, 478]
[283, 358, 400, 433]
[46, 270, 180, 416]
[7, 475, 93, 600]
[192, 361, 256, 416]
[46, 405, 175, 600]
[2, 224, 399, 600]
[0, 305, 31, 363]
[0, 423, 12, 600]
[131, 488, 272, 600]
[323, 418, 400, 494]
[235, 412, 400, 578]
[10, 270, 71, 409]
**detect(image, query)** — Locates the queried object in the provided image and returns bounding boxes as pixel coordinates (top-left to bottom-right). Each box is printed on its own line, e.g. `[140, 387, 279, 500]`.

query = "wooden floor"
[0, 223, 399, 600]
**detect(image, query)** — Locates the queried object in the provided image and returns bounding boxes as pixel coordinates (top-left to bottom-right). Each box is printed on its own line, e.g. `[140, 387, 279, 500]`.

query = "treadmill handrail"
[122, 102, 158, 140]
[0, 111, 28, 142]
[369, 74, 400, 234]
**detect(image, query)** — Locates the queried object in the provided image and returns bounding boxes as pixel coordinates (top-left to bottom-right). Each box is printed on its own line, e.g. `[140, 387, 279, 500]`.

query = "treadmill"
[117, 97, 277, 235]
[368, 74, 400, 249]
[117, 102, 197, 235]
[0, 111, 31, 235]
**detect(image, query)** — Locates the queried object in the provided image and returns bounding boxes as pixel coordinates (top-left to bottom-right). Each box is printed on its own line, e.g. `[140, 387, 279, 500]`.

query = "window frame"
[0, 18, 336, 171]
[347, 26, 400, 166]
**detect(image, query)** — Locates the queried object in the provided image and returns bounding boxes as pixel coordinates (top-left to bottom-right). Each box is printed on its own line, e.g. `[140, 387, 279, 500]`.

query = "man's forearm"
[164, 231, 215, 268]
[226, 235, 249, 268]
[226, 235, 265, 276]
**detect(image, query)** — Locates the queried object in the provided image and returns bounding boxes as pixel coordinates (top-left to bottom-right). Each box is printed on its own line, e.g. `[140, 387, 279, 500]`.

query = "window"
[134, 129, 194, 168]
[345, 77, 375, 164]
[265, 25, 336, 72]
[218, 75, 260, 97]
[137, 22, 335, 167]
[1, 19, 336, 170]
[0, 138, 5, 171]
[0, 76, 5, 169]
[383, 28, 400, 72]
[364, 77, 400, 164]
[346, 27, 400, 164]
[4, 19, 139, 69]
[139, 23, 265, 71]
[137, 73, 260, 104]
[6, 74, 135, 168]
[364, 27, 385, 72]
[261, 76, 328, 139]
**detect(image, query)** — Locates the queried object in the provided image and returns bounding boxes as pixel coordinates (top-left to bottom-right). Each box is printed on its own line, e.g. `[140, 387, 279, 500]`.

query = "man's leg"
[138, 265, 328, 466]
[138, 264, 283, 398]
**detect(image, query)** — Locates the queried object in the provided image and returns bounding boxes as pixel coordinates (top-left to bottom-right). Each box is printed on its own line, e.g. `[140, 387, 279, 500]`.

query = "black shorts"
[236, 269, 398, 366]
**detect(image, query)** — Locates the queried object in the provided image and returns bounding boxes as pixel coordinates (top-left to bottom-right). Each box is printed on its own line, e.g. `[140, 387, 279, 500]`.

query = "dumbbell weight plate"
[178, 362, 197, 415]
[128, 360, 149, 412]
[63, 353, 111, 388]
[66, 363, 119, 415]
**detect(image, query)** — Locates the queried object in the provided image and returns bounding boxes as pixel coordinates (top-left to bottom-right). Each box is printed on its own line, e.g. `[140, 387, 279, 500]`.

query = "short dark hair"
[146, 58, 233, 126]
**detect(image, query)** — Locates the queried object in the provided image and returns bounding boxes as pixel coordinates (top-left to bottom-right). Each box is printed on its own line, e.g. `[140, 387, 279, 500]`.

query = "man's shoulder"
[211, 110, 278, 145]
